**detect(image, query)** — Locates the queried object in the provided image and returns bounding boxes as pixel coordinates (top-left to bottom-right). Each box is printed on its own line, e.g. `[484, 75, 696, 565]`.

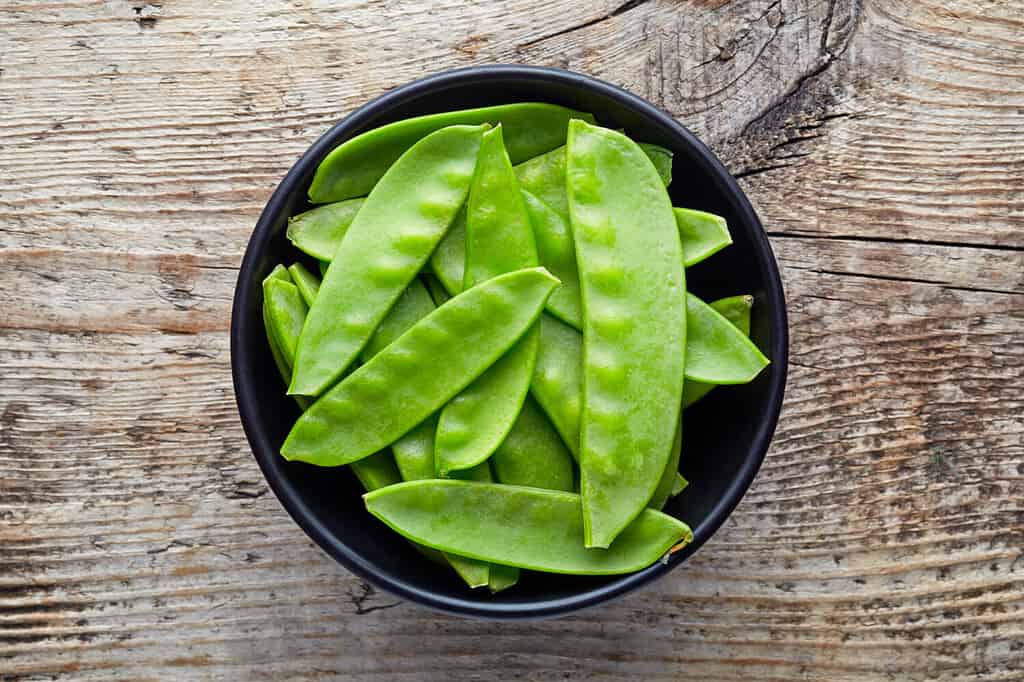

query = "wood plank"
[1, 0, 1022, 679]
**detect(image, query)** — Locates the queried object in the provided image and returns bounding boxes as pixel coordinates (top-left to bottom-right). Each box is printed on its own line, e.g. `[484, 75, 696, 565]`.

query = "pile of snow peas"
[261, 103, 769, 592]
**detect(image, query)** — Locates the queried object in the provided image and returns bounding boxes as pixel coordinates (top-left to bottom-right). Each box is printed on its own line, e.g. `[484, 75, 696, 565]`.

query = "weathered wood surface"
[1, 0, 1022, 679]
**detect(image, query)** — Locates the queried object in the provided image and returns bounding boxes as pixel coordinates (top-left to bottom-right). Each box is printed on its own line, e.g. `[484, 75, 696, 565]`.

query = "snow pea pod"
[263, 266, 294, 389]
[290, 124, 486, 397]
[566, 119, 686, 548]
[309, 103, 594, 203]
[364, 481, 692, 574]
[491, 396, 575, 492]
[521, 190, 582, 329]
[287, 263, 320, 306]
[675, 208, 732, 266]
[263, 278, 307, 367]
[281, 267, 560, 466]
[671, 473, 689, 497]
[262, 268, 398, 492]
[435, 126, 540, 475]
[263, 271, 311, 411]
[684, 293, 768, 384]
[286, 199, 364, 261]
[682, 294, 753, 408]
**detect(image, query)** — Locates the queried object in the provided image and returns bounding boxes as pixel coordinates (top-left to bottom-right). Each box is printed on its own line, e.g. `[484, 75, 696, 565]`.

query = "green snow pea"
[435, 126, 540, 475]
[281, 267, 560, 466]
[262, 278, 307, 369]
[672, 473, 689, 497]
[649, 422, 682, 511]
[521, 190, 582, 328]
[566, 119, 686, 548]
[684, 293, 768, 384]
[286, 199, 364, 261]
[263, 269, 311, 409]
[262, 268, 398, 493]
[514, 142, 673, 219]
[287, 263, 321, 306]
[263, 266, 294, 388]
[491, 396, 575, 492]
[364, 481, 692, 574]
[290, 124, 486, 397]
[682, 294, 753, 408]
[675, 208, 733, 266]
[638, 143, 674, 186]
[530, 314, 584, 458]
[309, 103, 594, 203]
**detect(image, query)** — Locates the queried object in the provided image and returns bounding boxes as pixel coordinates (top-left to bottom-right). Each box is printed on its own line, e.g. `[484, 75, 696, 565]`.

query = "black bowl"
[231, 65, 788, 619]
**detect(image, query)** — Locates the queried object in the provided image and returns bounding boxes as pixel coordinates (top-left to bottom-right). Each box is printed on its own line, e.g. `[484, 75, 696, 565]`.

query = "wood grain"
[1, 0, 1022, 679]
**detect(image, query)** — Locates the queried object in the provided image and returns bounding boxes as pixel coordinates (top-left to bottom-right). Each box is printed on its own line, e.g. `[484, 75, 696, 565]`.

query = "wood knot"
[132, 3, 161, 29]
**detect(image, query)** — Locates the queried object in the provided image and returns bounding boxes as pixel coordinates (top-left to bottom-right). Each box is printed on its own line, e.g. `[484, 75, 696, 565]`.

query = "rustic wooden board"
[2, 0, 1022, 679]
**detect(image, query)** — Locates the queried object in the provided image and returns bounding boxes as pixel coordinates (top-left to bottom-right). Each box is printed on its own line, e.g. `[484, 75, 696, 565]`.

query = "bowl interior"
[232, 67, 787, 618]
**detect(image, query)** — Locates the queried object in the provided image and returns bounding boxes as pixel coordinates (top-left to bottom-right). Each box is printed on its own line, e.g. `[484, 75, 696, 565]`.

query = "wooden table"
[2, 1, 1022, 679]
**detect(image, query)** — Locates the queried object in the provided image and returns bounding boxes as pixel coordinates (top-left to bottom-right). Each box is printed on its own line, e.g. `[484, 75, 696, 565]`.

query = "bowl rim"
[231, 64, 789, 619]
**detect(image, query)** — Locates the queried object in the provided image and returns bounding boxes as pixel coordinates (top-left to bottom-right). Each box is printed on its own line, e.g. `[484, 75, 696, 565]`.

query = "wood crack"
[516, 0, 655, 49]
[794, 267, 1024, 297]
[740, 0, 864, 137]
[766, 230, 1024, 254]
[734, 163, 790, 179]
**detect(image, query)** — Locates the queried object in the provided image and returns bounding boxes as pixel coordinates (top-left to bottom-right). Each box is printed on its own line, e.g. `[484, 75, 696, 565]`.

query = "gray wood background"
[2, 0, 1023, 679]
